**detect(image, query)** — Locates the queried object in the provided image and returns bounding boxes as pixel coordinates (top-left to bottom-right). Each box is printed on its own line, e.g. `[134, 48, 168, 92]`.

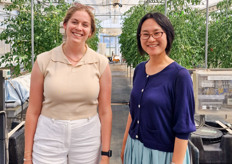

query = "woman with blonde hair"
[24, 3, 112, 164]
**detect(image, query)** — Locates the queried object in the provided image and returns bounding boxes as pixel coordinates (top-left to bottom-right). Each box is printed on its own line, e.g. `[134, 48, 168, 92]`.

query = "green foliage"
[207, 0, 232, 68]
[0, 0, 69, 75]
[169, 8, 206, 68]
[0, 0, 100, 76]
[86, 19, 101, 51]
[119, 0, 231, 68]
[119, 4, 164, 67]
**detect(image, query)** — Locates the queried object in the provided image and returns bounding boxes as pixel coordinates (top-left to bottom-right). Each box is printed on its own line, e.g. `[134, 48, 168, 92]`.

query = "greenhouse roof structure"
[0, 0, 224, 28]
[70, 0, 224, 28]
[0, 0, 229, 67]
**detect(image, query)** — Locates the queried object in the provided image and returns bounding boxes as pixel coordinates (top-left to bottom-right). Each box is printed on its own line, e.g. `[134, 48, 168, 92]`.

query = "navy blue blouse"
[129, 61, 196, 152]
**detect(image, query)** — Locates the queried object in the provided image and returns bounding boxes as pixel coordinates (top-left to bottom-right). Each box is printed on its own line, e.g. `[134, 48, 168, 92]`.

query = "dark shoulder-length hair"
[137, 12, 175, 55]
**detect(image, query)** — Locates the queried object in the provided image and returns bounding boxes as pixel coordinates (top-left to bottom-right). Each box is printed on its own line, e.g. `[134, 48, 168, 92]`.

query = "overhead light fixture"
[113, 3, 122, 7]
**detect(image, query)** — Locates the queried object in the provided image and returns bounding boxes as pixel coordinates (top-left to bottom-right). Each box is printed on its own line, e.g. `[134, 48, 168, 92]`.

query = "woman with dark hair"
[24, 2, 112, 164]
[121, 12, 196, 164]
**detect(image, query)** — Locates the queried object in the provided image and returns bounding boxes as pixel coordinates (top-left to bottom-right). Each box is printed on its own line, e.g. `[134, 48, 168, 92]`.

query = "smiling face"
[140, 18, 167, 57]
[63, 10, 92, 45]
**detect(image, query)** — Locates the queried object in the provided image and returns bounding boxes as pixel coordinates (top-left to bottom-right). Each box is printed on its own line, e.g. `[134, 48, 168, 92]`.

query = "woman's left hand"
[100, 156, 110, 164]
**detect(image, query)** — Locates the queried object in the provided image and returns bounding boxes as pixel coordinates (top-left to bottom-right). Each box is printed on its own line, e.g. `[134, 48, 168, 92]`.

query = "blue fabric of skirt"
[124, 135, 190, 164]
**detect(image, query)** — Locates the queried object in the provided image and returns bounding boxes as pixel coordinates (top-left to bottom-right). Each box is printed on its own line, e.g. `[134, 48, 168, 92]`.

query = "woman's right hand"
[23, 160, 32, 164]
[121, 113, 132, 164]
[121, 143, 125, 164]
[24, 60, 43, 164]
[23, 152, 32, 164]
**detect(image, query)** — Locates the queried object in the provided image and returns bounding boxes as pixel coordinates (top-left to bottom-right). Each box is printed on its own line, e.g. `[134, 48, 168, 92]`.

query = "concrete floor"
[5, 63, 232, 163]
[110, 105, 129, 164]
[5, 63, 131, 164]
[109, 63, 131, 164]
[108, 63, 232, 164]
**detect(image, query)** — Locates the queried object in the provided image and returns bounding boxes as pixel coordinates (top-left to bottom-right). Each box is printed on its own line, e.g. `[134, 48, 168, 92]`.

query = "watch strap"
[101, 150, 112, 157]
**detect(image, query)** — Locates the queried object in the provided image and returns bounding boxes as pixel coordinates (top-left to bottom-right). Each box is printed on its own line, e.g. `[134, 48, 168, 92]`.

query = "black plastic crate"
[9, 126, 25, 164]
[190, 126, 232, 164]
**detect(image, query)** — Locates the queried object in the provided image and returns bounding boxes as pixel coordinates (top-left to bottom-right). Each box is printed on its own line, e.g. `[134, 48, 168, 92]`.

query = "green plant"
[119, 4, 164, 67]
[169, 8, 206, 68]
[0, 0, 101, 76]
[207, 0, 232, 68]
[87, 19, 101, 51]
[119, 0, 231, 69]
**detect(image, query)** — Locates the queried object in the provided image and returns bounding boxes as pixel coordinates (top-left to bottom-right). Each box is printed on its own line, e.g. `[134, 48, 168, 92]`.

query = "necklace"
[65, 54, 81, 62]
[62, 44, 85, 63]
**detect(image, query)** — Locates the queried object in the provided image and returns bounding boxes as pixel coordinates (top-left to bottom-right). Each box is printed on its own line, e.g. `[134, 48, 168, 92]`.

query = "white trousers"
[32, 114, 101, 164]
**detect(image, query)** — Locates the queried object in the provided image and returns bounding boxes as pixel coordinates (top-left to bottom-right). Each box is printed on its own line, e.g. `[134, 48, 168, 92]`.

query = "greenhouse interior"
[0, 0, 232, 164]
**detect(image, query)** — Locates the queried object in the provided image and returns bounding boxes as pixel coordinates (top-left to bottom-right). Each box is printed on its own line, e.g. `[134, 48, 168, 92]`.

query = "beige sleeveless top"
[36, 43, 109, 120]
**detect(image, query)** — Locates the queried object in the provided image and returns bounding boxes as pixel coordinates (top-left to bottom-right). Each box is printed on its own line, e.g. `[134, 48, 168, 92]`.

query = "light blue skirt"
[124, 135, 190, 164]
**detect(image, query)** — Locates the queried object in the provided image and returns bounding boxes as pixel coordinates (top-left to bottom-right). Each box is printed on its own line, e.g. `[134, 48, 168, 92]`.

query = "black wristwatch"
[101, 150, 112, 157]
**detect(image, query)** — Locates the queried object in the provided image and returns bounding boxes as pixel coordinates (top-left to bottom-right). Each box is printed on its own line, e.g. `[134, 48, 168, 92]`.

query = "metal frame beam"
[0, 70, 6, 164]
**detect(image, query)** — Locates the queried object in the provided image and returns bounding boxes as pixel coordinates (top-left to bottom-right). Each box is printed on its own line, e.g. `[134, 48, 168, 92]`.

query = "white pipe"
[31, 0, 34, 66]
[205, 0, 209, 69]
[165, 0, 167, 16]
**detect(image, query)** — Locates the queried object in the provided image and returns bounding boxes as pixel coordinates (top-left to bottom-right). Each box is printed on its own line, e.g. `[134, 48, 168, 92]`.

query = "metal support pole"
[31, 0, 34, 66]
[0, 70, 6, 164]
[165, 0, 167, 16]
[205, 0, 209, 69]
[127, 64, 128, 77]
[188, 140, 200, 164]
